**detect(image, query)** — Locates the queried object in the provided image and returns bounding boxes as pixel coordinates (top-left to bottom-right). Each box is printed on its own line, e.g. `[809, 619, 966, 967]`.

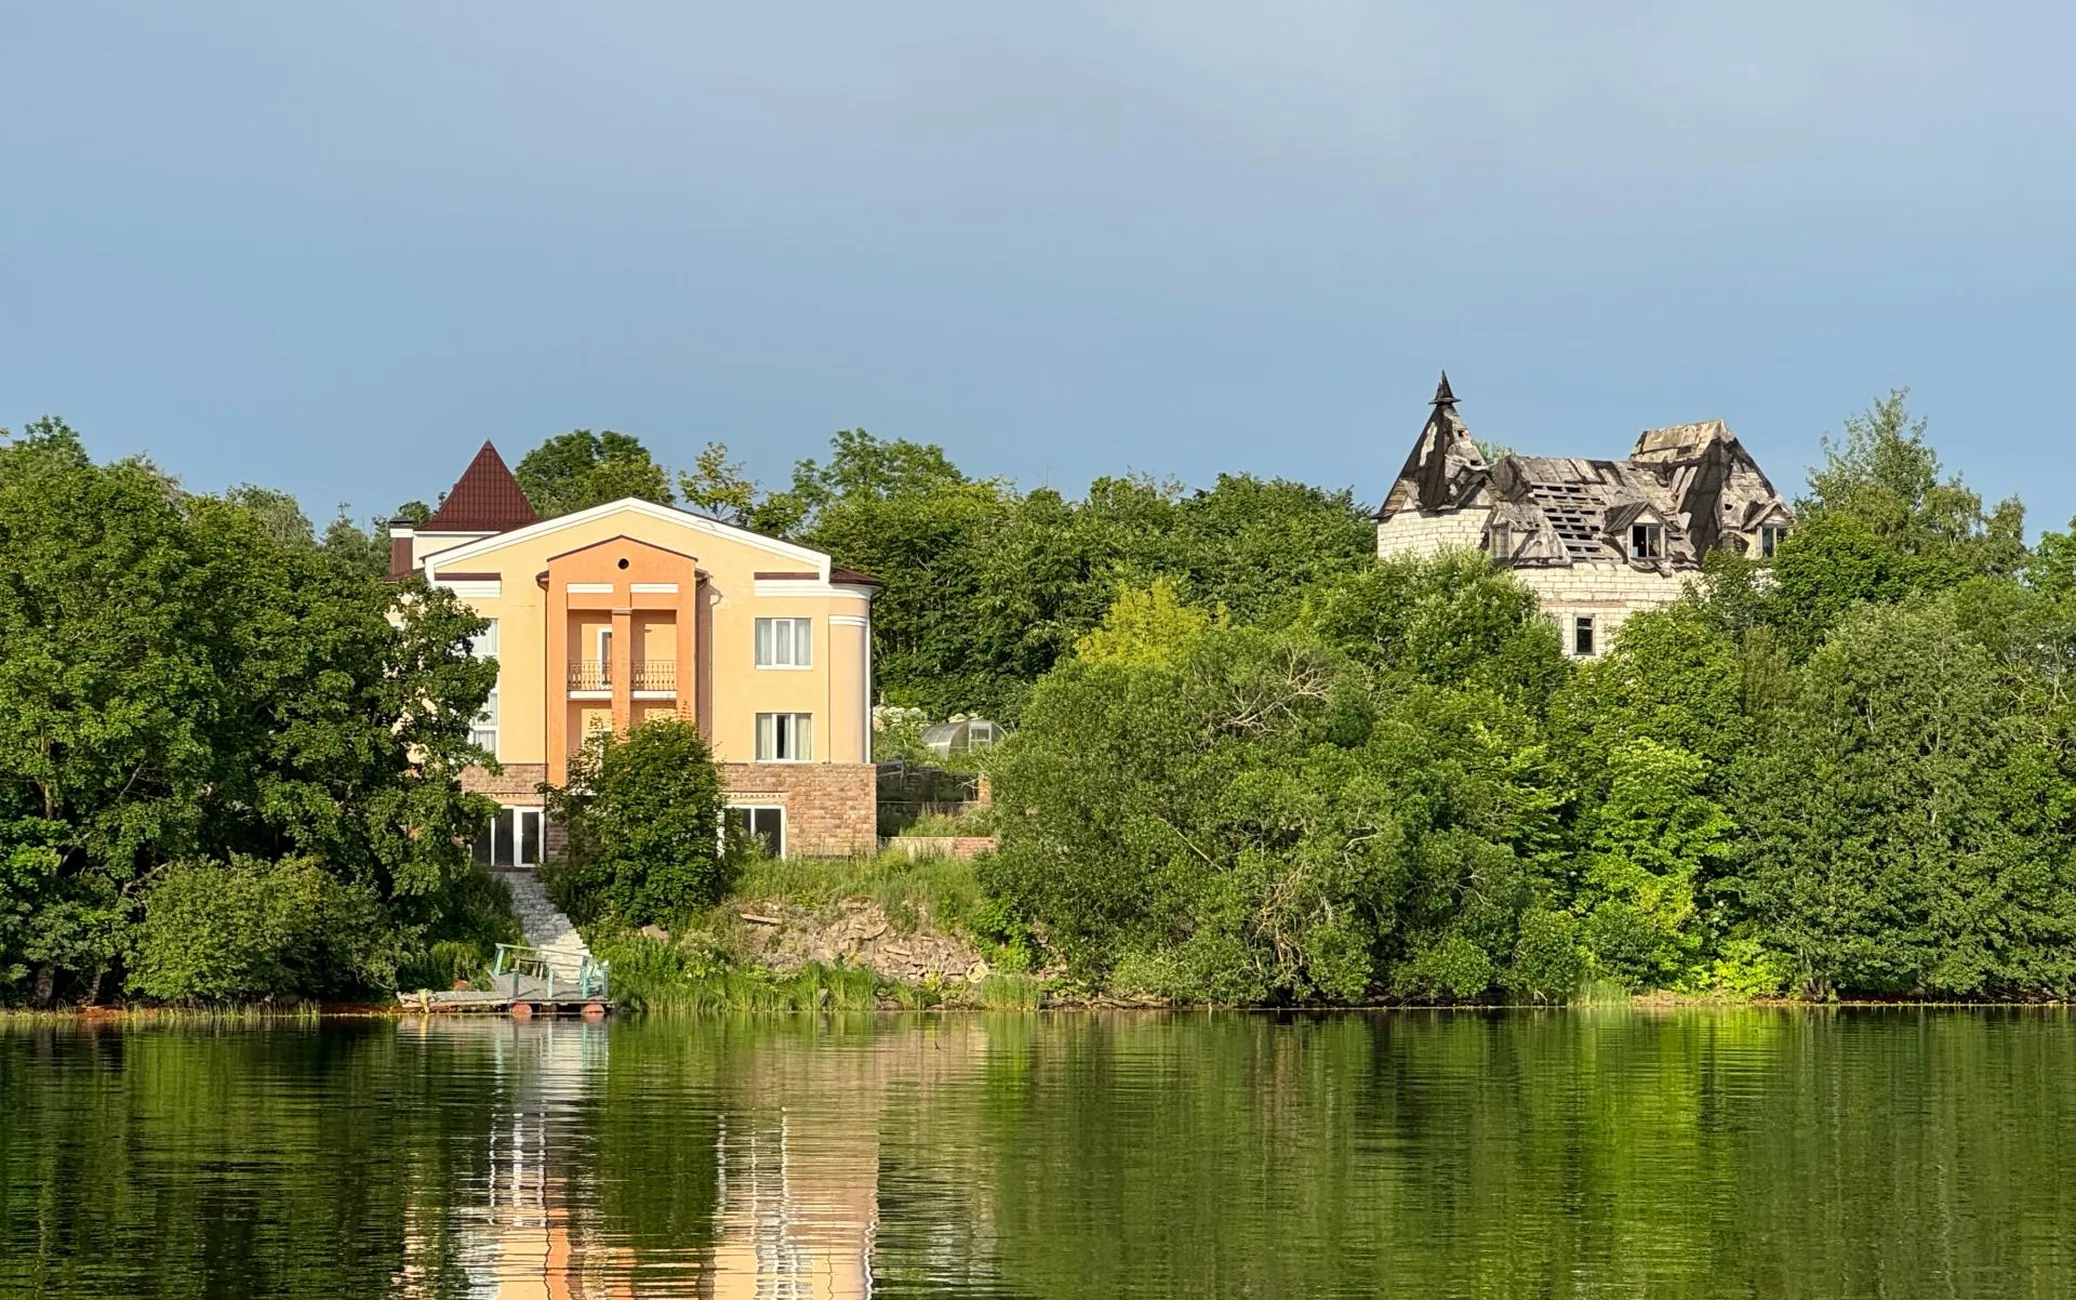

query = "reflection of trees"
[15, 1011, 2076, 1298]
[0, 1021, 510, 1298]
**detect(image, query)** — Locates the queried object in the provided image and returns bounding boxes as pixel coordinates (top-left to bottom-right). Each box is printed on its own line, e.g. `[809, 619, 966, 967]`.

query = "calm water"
[2, 1010, 2073, 1298]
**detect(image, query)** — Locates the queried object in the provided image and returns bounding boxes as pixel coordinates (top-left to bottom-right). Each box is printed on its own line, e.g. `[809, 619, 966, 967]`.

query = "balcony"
[566, 661, 676, 692]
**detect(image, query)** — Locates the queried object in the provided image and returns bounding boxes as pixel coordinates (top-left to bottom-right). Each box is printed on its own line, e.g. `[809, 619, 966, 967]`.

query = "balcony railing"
[568, 661, 608, 691]
[566, 661, 676, 692]
[633, 661, 675, 692]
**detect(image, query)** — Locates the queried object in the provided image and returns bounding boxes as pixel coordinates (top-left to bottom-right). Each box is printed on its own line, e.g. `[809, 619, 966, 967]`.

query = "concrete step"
[492, 868, 595, 978]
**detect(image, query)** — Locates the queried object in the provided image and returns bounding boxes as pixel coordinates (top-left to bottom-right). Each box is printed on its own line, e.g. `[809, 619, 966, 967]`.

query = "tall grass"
[730, 850, 985, 932]
[0, 1004, 327, 1026]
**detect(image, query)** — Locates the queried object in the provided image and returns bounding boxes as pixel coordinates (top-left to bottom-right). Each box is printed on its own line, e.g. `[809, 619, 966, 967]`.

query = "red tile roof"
[421, 442, 539, 534]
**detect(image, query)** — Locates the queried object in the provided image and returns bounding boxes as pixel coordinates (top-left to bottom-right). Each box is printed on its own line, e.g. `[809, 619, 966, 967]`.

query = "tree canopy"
[0, 418, 510, 1004]
[515, 429, 675, 517]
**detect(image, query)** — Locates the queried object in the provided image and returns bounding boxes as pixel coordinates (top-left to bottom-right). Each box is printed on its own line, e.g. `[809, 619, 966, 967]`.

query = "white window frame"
[1573, 614, 1597, 658]
[1760, 524, 1788, 559]
[755, 712, 814, 762]
[1629, 522, 1664, 560]
[596, 627, 614, 686]
[471, 618, 500, 757]
[723, 804, 786, 858]
[754, 617, 814, 669]
[474, 804, 544, 868]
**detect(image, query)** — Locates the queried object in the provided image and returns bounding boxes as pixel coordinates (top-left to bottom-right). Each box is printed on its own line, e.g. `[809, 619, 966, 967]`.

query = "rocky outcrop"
[734, 898, 991, 986]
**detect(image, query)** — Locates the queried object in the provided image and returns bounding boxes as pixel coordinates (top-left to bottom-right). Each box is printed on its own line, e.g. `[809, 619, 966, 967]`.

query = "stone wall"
[466, 759, 874, 859]
[1512, 564, 1693, 656]
[1376, 507, 1491, 558]
[882, 835, 998, 860]
[721, 762, 878, 858]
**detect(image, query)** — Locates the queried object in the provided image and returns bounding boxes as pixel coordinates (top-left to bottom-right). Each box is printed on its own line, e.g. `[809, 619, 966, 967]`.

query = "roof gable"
[422, 496, 833, 575]
[421, 442, 539, 534]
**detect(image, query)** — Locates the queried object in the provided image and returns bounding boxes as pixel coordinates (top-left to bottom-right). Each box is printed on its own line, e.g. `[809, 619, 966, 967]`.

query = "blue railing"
[491, 943, 611, 1000]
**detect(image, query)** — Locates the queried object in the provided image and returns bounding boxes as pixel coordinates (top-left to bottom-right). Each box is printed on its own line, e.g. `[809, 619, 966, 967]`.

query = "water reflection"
[389, 1016, 994, 1298]
[9, 1010, 2076, 1298]
[391, 1018, 641, 1298]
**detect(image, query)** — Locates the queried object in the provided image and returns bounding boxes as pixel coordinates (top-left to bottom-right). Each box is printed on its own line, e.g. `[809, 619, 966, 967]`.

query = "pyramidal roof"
[421, 442, 540, 534]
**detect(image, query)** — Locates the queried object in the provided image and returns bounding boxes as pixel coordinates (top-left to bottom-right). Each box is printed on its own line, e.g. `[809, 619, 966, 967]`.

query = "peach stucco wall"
[421, 503, 875, 779]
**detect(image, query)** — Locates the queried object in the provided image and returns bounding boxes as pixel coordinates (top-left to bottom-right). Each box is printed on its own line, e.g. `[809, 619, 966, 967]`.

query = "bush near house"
[542, 718, 729, 929]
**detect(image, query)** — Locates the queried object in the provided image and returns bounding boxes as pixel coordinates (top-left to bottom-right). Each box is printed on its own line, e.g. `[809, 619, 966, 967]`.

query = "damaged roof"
[1381, 377, 1793, 570]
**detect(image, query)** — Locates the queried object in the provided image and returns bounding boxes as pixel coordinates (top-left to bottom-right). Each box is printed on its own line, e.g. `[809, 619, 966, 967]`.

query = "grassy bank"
[579, 851, 1044, 1013]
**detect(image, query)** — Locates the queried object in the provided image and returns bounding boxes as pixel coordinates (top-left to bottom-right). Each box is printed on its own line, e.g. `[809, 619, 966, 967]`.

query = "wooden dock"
[396, 944, 615, 1017]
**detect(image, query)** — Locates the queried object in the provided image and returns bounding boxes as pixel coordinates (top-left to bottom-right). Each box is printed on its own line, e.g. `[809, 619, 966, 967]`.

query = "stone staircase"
[495, 868, 593, 983]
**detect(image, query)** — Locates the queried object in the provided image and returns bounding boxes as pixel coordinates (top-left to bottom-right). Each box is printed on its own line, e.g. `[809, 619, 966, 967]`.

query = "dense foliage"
[673, 427, 1376, 718]
[515, 428, 676, 517]
[983, 394, 2076, 1002]
[0, 419, 514, 1005]
[543, 719, 728, 928]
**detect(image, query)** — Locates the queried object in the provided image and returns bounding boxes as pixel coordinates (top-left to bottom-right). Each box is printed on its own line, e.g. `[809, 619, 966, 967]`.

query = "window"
[756, 712, 813, 762]
[1488, 523, 1511, 557]
[470, 805, 544, 868]
[725, 805, 785, 859]
[1760, 524, 1788, 558]
[1573, 615, 1596, 658]
[471, 619, 500, 754]
[596, 627, 613, 685]
[472, 688, 500, 755]
[755, 617, 814, 668]
[1629, 522, 1664, 560]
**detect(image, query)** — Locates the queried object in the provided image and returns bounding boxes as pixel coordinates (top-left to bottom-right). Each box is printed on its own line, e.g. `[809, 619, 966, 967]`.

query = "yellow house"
[391, 443, 880, 862]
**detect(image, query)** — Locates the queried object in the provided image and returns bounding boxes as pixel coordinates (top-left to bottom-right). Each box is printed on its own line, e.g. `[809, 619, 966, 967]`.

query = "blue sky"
[4, 3, 2070, 530]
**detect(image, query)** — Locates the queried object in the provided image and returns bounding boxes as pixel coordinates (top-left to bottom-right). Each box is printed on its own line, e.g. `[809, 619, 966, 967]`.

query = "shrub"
[394, 867, 521, 991]
[543, 718, 728, 927]
[129, 857, 388, 1002]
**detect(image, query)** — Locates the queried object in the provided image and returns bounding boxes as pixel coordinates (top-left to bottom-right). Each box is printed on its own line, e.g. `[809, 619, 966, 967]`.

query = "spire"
[1431, 371, 1457, 408]
[419, 441, 541, 534]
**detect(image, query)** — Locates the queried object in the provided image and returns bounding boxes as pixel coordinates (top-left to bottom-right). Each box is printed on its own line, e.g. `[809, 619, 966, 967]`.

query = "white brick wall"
[1516, 565, 1693, 657]
[1376, 508, 1492, 558]
[1378, 512, 1694, 659]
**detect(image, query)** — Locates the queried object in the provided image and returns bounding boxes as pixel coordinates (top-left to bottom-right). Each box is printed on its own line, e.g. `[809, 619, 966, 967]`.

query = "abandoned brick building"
[1376, 375, 1796, 656]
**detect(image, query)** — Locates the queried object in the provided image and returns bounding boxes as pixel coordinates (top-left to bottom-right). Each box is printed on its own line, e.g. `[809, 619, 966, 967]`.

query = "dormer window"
[1629, 522, 1664, 560]
[1760, 524, 1788, 558]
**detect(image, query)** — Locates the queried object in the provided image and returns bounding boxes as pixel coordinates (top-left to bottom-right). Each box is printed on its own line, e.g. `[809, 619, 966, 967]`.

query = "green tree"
[676, 441, 761, 525]
[1571, 739, 1732, 988]
[1072, 578, 1215, 665]
[1732, 596, 2076, 996]
[0, 418, 505, 1005]
[1306, 550, 1569, 705]
[543, 718, 727, 928]
[987, 572, 1572, 1004]
[515, 429, 675, 517]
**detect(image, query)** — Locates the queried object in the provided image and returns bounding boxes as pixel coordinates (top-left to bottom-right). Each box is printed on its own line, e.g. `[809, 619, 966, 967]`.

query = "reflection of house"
[1376, 376, 1795, 656]
[710, 1113, 878, 1300]
[391, 1019, 634, 1300]
[390, 444, 881, 860]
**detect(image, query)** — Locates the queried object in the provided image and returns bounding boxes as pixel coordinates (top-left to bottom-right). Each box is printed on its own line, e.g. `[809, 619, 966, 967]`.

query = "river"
[2, 1009, 2071, 1297]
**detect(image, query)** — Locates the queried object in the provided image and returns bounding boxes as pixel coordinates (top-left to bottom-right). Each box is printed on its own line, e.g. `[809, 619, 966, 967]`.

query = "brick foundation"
[721, 762, 877, 858]
[463, 760, 875, 860]
[461, 763, 548, 804]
